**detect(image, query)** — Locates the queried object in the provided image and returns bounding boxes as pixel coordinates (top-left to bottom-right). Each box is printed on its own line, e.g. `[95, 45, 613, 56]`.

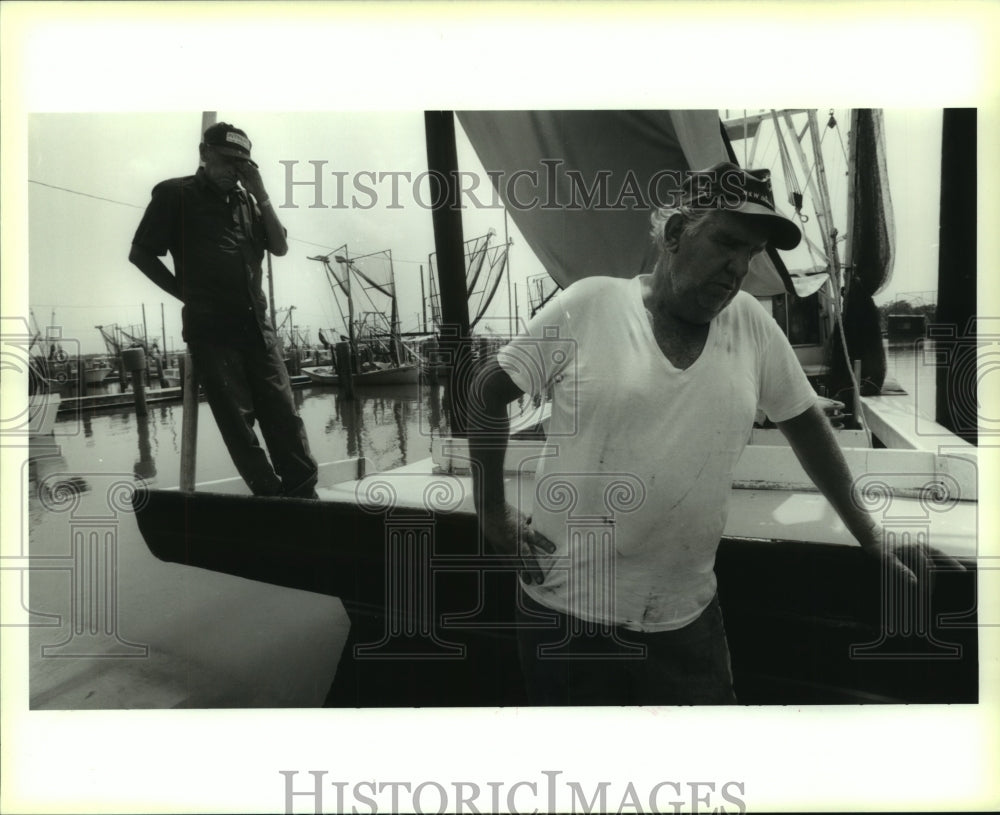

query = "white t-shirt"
[496, 275, 817, 631]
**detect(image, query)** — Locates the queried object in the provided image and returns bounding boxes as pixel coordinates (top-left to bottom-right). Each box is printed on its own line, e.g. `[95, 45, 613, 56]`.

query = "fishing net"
[849, 109, 896, 298]
[830, 109, 895, 398]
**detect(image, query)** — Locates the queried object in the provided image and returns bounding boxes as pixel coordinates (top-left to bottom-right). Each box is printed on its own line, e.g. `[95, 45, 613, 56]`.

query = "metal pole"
[419, 264, 427, 334]
[427, 252, 436, 330]
[345, 253, 357, 373]
[805, 110, 842, 287]
[843, 111, 858, 304]
[389, 249, 401, 365]
[504, 208, 513, 338]
[160, 302, 167, 362]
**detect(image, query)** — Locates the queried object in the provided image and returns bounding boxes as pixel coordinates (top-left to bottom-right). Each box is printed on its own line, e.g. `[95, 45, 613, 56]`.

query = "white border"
[3, 2, 999, 813]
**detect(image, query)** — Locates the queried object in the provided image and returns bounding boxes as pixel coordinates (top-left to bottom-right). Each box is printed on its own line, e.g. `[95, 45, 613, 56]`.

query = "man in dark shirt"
[129, 122, 318, 498]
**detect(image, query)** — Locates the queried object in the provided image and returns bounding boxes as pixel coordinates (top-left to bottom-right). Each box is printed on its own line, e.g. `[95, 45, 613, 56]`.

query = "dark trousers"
[190, 339, 318, 498]
[516, 587, 737, 706]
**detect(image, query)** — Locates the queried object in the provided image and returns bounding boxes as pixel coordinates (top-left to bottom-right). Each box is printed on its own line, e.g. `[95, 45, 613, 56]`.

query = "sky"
[26, 108, 943, 355]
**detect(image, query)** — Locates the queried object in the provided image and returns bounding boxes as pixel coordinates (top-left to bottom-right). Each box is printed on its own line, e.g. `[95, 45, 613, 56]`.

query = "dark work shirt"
[132, 167, 280, 348]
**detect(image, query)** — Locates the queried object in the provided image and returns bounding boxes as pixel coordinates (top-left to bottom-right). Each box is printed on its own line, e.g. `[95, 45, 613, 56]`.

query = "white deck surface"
[317, 459, 979, 558]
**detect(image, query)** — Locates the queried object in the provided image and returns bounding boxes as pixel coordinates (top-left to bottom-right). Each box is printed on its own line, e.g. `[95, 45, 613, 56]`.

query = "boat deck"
[317, 458, 978, 558]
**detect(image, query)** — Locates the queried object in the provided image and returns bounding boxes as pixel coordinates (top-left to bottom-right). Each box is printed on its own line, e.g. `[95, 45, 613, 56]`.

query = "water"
[882, 338, 939, 421]
[24, 382, 453, 708]
[36, 382, 451, 496]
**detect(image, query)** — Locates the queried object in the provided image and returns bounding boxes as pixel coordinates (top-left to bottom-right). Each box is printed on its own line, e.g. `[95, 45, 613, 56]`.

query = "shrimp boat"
[82, 357, 113, 386]
[301, 246, 421, 388]
[133, 109, 979, 707]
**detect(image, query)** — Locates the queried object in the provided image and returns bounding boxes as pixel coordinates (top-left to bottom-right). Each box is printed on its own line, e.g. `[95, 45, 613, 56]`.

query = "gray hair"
[649, 204, 715, 252]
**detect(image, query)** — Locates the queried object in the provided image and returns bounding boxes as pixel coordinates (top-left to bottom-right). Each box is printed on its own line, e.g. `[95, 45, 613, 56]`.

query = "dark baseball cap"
[202, 122, 258, 168]
[683, 161, 801, 250]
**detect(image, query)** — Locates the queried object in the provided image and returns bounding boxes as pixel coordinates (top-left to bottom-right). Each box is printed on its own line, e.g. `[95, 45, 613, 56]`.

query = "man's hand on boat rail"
[480, 504, 557, 585]
[860, 523, 967, 591]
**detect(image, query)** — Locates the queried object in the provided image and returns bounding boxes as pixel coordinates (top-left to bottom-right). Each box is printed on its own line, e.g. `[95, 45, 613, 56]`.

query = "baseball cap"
[683, 161, 801, 250]
[202, 122, 258, 168]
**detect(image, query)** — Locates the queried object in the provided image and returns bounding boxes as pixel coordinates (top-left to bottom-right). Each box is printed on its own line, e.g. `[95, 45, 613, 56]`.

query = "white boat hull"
[301, 364, 420, 386]
[84, 367, 112, 386]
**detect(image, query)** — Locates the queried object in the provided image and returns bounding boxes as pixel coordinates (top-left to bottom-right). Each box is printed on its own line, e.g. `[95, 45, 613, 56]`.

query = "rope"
[831, 283, 872, 444]
[29, 179, 143, 209]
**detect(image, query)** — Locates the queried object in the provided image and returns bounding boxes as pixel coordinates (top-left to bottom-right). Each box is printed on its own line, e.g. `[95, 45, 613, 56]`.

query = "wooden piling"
[121, 347, 147, 417]
[335, 341, 355, 400]
[179, 352, 198, 491]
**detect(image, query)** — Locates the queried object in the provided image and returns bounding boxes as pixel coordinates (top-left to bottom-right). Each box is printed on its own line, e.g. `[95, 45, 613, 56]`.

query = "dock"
[55, 374, 313, 414]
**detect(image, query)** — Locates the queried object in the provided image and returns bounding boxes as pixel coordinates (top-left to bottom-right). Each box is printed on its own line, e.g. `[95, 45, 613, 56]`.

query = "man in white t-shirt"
[469, 161, 930, 705]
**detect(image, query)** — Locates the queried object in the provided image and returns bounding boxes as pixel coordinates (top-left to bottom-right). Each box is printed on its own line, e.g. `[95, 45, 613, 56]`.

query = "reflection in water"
[134, 415, 157, 485]
[428, 381, 442, 433]
[337, 393, 365, 460]
[394, 400, 406, 464]
[29, 378, 575, 518]
[35, 386, 445, 512]
[28, 441, 91, 509]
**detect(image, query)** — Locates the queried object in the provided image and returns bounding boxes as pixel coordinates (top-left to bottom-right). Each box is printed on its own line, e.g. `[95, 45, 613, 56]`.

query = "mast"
[424, 111, 471, 436]
[344, 250, 357, 372]
[843, 111, 858, 303]
[935, 108, 977, 444]
[419, 264, 427, 333]
[160, 302, 167, 360]
[805, 110, 844, 294]
[776, 109, 844, 350]
[388, 249, 400, 365]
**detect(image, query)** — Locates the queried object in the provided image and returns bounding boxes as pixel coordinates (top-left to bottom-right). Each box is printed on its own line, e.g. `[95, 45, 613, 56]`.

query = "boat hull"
[300, 366, 337, 385]
[132, 486, 977, 706]
[84, 367, 112, 386]
[301, 364, 421, 387]
[133, 488, 526, 707]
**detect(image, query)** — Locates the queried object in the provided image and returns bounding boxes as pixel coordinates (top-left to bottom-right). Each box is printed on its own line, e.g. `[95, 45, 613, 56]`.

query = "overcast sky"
[27, 108, 942, 355]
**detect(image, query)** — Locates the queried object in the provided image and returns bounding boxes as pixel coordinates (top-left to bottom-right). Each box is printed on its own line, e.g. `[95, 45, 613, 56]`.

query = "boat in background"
[300, 365, 337, 385]
[301, 361, 420, 387]
[305, 245, 424, 388]
[161, 366, 182, 388]
[83, 357, 113, 386]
